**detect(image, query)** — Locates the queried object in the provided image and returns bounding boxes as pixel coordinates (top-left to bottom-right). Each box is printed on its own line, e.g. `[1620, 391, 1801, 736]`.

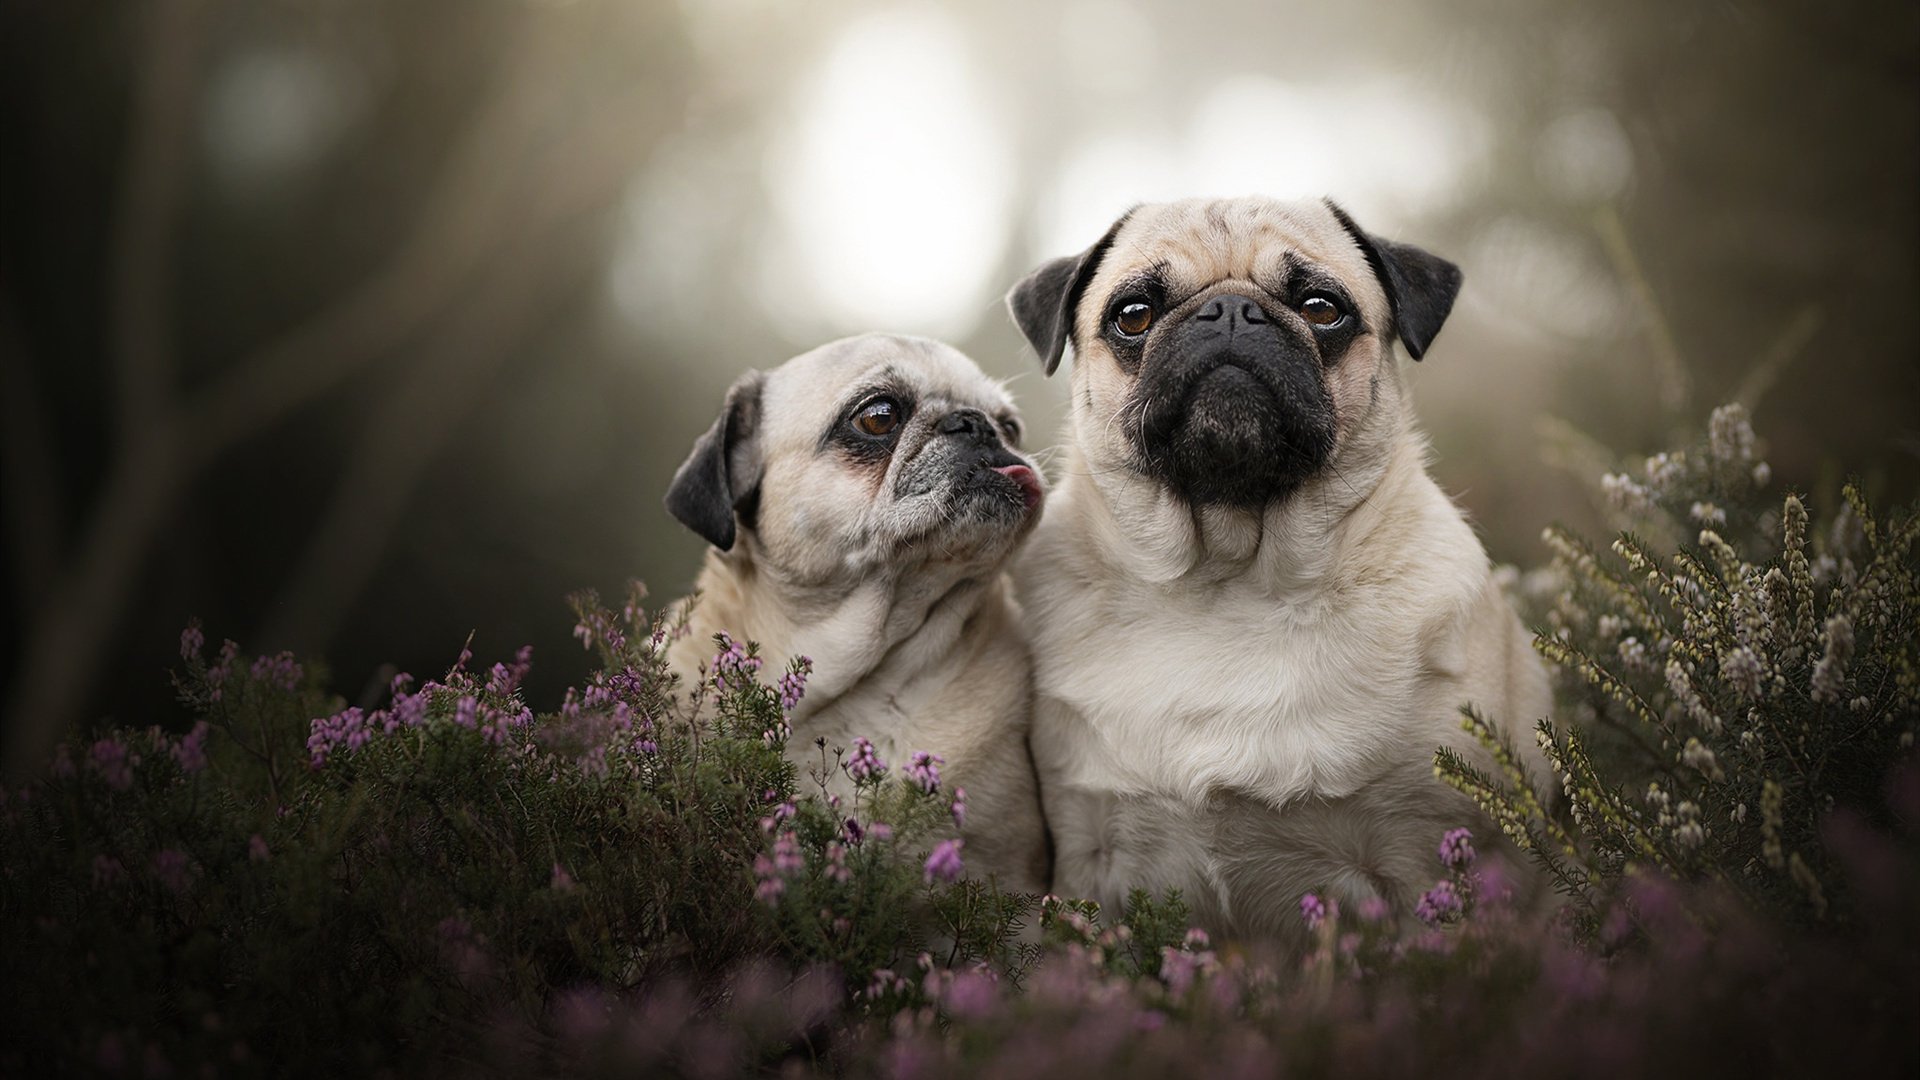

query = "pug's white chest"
[1028, 578, 1447, 931]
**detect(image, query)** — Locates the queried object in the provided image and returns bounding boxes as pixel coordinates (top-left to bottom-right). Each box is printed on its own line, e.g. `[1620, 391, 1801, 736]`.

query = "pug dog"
[1006, 196, 1550, 943]
[662, 332, 1050, 892]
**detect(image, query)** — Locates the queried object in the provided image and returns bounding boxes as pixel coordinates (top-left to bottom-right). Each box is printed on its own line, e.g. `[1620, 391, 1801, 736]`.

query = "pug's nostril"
[937, 409, 993, 439]
[1195, 294, 1267, 328]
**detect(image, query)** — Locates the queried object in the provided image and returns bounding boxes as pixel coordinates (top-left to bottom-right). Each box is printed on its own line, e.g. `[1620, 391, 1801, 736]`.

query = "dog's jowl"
[1007, 196, 1550, 943]
[663, 332, 1051, 892]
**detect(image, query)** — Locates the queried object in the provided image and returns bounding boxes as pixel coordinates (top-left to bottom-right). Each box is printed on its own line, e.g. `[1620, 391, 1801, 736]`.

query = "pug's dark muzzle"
[895, 409, 1043, 523]
[1131, 293, 1336, 508]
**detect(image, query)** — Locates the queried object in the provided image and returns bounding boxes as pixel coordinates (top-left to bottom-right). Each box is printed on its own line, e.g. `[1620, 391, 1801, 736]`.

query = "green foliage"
[1438, 403, 1919, 929]
[0, 586, 1037, 1073]
[0, 406, 1914, 1077]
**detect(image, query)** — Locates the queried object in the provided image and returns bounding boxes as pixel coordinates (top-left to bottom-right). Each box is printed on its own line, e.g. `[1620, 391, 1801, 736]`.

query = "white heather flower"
[1718, 646, 1767, 701]
[1689, 501, 1727, 527]
[1681, 737, 1725, 781]
[1595, 615, 1624, 640]
[1810, 614, 1855, 703]
[1644, 452, 1685, 494]
[1733, 803, 1748, 823]
[1811, 553, 1839, 585]
[1708, 403, 1756, 466]
[1673, 800, 1706, 849]
[1619, 636, 1650, 672]
[1751, 461, 1772, 487]
[1602, 472, 1656, 516]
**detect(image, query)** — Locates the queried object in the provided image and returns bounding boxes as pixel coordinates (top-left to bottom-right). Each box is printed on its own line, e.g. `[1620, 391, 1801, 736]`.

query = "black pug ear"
[1324, 200, 1463, 361]
[664, 371, 766, 551]
[1006, 211, 1133, 376]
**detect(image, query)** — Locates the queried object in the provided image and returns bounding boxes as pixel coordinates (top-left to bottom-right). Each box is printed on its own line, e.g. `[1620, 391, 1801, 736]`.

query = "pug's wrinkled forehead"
[1074, 198, 1392, 351]
[756, 332, 1022, 454]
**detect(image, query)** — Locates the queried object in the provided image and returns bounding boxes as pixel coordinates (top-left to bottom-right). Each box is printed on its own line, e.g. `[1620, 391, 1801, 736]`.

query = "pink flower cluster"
[778, 657, 812, 711]
[248, 651, 303, 693]
[710, 633, 762, 693]
[1438, 827, 1476, 871]
[754, 831, 806, 904]
[905, 750, 943, 794]
[844, 737, 886, 783]
[923, 838, 965, 883]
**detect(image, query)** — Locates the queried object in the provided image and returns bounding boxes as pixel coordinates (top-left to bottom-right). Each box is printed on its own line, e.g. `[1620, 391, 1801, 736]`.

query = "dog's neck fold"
[679, 539, 1003, 714]
[1063, 400, 1425, 596]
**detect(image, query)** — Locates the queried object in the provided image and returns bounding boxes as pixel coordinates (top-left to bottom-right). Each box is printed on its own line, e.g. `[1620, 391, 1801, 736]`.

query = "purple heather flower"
[760, 801, 798, 833]
[1300, 892, 1329, 930]
[247, 835, 270, 863]
[709, 632, 762, 692]
[453, 695, 478, 730]
[1438, 827, 1476, 871]
[171, 722, 209, 775]
[89, 737, 135, 791]
[249, 651, 303, 693]
[551, 863, 576, 892]
[152, 848, 193, 894]
[778, 657, 813, 711]
[950, 786, 968, 828]
[867, 822, 893, 842]
[843, 817, 866, 845]
[905, 750, 943, 794]
[1358, 896, 1391, 923]
[844, 737, 887, 783]
[92, 854, 127, 888]
[824, 841, 851, 883]
[772, 831, 805, 875]
[307, 706, 369, 767]
[206, 640, 239, 700]
[923, 838, 965, 883]
[1415, 879, 1463, 925]
[179, 622, 204, 661]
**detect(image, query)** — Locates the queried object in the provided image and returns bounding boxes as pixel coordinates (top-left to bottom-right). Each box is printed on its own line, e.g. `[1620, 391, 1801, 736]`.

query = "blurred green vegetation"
[0, 0, 1914, 769]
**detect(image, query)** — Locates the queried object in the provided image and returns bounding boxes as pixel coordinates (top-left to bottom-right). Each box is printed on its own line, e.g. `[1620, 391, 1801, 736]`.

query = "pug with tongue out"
[663, 332, 1051, 892]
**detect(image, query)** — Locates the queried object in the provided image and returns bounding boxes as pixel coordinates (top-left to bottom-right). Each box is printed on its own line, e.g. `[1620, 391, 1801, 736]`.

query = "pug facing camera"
[1007, 196, 1551, 942]
[662, 332, 1050, 892]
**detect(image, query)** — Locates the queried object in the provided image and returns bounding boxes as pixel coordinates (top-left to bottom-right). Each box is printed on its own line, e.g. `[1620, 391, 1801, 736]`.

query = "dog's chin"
[1137, 364, 1335, 508]
[884, 467, 1041, 563]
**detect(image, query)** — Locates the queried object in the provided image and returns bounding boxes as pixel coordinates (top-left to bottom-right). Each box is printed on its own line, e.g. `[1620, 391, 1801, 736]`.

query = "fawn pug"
[663, 332, 1050, 891]
[1006, 196, 1549, 941]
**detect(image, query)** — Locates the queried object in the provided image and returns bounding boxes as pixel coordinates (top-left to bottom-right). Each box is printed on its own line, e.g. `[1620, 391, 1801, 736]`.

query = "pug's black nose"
[1195, 294, 1269, 327]
[936, 408, 995, 441]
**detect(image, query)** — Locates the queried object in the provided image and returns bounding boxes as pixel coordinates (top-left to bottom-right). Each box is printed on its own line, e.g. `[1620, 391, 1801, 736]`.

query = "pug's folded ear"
[665, 371, 766, 551]
[1007, 210, 1134, 376]
[1324, 201, 1463, 361]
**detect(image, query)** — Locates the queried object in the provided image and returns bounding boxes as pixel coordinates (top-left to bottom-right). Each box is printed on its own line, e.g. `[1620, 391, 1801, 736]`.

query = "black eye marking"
[823, 385, 916, 464]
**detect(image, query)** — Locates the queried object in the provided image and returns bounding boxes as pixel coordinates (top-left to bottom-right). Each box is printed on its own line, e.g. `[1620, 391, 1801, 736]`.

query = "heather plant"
[1, 408, 1914, 1077]
[1439, 403, 1919, 930]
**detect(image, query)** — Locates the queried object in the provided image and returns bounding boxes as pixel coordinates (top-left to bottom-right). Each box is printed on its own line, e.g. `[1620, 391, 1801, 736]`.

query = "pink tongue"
[992, 464, 1044, 509]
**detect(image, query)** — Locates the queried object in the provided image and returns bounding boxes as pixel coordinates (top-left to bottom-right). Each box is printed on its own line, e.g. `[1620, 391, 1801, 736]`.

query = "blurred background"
[2, 0, 1915, 773]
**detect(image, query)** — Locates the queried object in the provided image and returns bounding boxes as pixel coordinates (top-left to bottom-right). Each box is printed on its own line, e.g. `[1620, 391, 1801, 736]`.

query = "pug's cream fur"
[1008, 197, 1549, 942]
[663, 333, 1050, 892]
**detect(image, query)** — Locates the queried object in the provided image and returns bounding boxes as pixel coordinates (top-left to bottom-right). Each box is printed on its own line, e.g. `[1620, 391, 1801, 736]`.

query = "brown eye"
[853, 398, 900, 437]
[1300, 295, 1346, 327]
[1114, 301, 1154, 336]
